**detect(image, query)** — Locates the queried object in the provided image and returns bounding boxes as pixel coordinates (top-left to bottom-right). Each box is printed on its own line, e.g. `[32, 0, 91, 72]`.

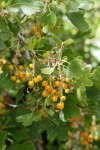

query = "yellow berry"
[32, 26, 38, 32]
[16, 79, 21, 84]
[51, 89, 57, 95]
[26, 72, 31, 78]
[11, 76, 16, 81]
[60, 96, 66, 101]
[29, 64, 34, 69]
[8, 65, 14, 70]
[65, 89, 70, 94]
[18, 72, 25, 78]
[33, 77, 38, 83]
[62, 83, 67, 89]
[28, 80, 34, 87]
[45, 85, 53, 93]
[65, 78, 70, 82]
[52, 95, 58, 102]
[37, 75, 43, 81]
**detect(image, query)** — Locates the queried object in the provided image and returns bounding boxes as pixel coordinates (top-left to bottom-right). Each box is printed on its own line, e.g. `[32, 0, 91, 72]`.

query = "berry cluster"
[32, 23, 45, 38]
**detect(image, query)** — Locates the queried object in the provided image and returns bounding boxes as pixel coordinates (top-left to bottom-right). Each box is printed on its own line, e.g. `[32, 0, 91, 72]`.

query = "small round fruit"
[42, 90, 49, 97]
[60, 96, 66, 101]
[28, 80, 34, 87]
[18, 65, 24, 71]
[32, 26, 38, 32]
[26, 72, 31, 78]
[0, 103, 6, 109]
[16, 79, 21, 84]
[51, 89, 57, 95]
[33, 77, 38, 83]
[62, 83, 67, 89]
[34, 32, 41, 38]
[29, 64, 34, 69]
[56, 102, 64, 110]
[18, 72, 24, 78]
[8, 65, 14, 70]
[45, 85, 53, 93]
[42, 81, 48, 87]
[65, 89, 70, 94]
[67, 84, 72, 88]
[37, 75, 43, 81]
[11, 76, 16, 81]
[65, 78, 70, 82]
[52, 95, 58, 102]
[54, 81, 61, 87]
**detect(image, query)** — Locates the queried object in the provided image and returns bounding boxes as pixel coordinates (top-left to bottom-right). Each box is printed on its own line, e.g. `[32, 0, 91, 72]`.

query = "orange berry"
[11, 76, 16, 81]
[51, 89, 57, 95]
[28, 80, 34, 87]
[65, 78, 70, 82]
[54, 81, 61, 87]
[16, 79, 21, 84]
[0, 103, 6, 109]
[52, 95, 58, 102]
[8, 65, 14, 70]
[18, 65, 24, 71]
[21, 77, 27, 81]
[29, 63, 34, 69]
[60, 96, 66, 101]
[87, 137, 93, 143]
[56, 91, 62, 97]
[65, 89, 70, 94]
[45, 85, 53, 93]
[56, 102, 64, 110]
[32, 26, 38, 32]
[62, 83, 67, 89]
[26, 72, 31, 78]
[37, 75, 43, 81]
[18, 72, 24, 78]
[83, 132, 88, 138]
[42, 90, 49, 97]
[42, 81, 48, 87]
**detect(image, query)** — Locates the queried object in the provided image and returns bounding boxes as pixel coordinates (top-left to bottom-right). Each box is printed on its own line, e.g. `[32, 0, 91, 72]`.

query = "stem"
[34, 141, 43, 150]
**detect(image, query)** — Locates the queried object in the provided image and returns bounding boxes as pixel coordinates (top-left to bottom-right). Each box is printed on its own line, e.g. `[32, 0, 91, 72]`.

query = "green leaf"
[0, 131, 7, 150]
[43, 11, 57, 32]
[67, 12, 89, 32]
[16, 87, 25, 103]
[0, 72, 15, 90]
[16, 111, 41, 126]
[52, 34, 62, 46]
[0, 39, 4, 50]
[62, 39, 74, 47]
[91, 66, 100, 90]
[67, 0, 79, 12]
[78, 0, 94, 10]
[67, 59, 84, 79]
[41, 67, 54, 75]
[13, 128, 29, 142]
[8, 141, 35, 150]
[63, 95, 80, 118]
[21, 0, 44, 15]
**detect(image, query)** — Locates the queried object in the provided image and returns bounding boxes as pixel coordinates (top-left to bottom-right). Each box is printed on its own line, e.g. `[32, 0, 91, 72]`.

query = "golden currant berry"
[56, 91, 62, 97]
[56, 102, 64, 110]
[8, 65, 14, 70]
[18, 65, 24, 71]
[28, 80, 34, 87]
[65, 88, 70, 94]
[52, 95, 58, 102]
[16, 79, 21, 84]
[37, 75, 43, 81]
[42, 90, 49, 97]
[60, 96, 66, 101]
[33, 77, 38, 83]
[45, 85, 53, 93]
[67, 84, 73, 88]
[51, 76, 56, 81]
[14, 71, 19, 77]
[26, 72, 31, 78]
[65, 78, 70, 82]
[21, 76, 27, 81]
[29, 64, 34, 69]
[18, 72, 25, 78]
[32, 26, 38, 32]
[54, 81, 61, 87]
[62, 83, 67, 89]
[51, 89, 57, 95]
[11, 76, 16, 81]
[42, 81, 48, 87]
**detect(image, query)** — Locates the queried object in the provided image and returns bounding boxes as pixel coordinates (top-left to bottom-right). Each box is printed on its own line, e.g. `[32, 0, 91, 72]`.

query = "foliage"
[0, 0, 100, 149]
